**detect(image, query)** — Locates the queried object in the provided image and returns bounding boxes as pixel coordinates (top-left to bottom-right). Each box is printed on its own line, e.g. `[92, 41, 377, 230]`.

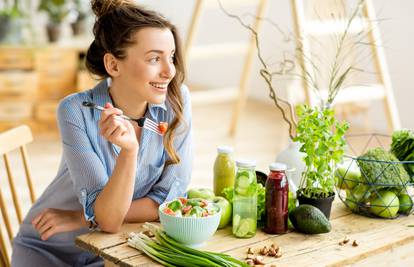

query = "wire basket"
[336, 134, 414, 218]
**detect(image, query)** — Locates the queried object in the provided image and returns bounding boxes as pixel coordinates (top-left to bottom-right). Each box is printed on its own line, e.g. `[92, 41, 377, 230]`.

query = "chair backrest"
[0, 125, 35, 267]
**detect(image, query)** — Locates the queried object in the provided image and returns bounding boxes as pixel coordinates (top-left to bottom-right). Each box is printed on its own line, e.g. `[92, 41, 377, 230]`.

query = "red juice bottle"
[264, 162, 289, 234]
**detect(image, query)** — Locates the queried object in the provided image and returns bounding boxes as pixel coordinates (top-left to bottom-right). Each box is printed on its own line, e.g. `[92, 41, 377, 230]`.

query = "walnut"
[254, 256, 265, 265]
[246, 254, 256, 260]
[259, 246, 269, 255]
[267, 247, 277, 257]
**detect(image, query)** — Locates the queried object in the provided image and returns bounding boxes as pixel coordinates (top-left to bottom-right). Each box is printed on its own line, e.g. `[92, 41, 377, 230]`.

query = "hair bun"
[91, 0, 129, 18]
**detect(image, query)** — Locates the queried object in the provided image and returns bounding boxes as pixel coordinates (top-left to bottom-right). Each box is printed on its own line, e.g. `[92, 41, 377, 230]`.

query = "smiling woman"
[11, 1, 192, 266]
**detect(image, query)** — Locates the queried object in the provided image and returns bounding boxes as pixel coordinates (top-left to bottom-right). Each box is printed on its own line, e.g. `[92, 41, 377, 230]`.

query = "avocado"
[289, 204, 331, 234]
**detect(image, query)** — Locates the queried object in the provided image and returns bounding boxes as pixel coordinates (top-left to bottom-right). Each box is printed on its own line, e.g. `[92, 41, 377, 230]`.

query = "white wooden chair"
[0, 125, 36, 267]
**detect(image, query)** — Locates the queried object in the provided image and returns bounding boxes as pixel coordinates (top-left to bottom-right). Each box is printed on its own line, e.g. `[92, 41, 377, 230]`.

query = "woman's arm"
[124, 197, 160, 223]
[94, 147, 138, 232]
[93, 102, 139, 232]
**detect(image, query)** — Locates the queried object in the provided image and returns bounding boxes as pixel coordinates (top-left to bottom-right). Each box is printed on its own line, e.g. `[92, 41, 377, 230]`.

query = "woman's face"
[117, 27, 176, 104]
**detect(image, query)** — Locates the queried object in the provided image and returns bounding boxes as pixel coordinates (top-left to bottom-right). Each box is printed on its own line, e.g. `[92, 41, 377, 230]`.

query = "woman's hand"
[99, 102, 138, 152]
[32, 208, 88, 241]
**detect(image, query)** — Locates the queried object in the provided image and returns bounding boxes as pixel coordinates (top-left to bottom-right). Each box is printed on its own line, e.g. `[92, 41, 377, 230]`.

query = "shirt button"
[175, 181, 180, 186]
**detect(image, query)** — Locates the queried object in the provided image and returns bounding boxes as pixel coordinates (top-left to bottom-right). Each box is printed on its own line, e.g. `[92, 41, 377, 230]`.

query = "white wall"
[124, 1, 414, 130]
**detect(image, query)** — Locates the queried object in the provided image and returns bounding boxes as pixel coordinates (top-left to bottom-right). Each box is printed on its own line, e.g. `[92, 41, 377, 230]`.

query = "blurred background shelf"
[0, 44, 98, 134]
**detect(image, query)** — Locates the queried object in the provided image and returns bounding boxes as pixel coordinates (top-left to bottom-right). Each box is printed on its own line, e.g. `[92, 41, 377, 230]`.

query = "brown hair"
[86, 0, 186, 165]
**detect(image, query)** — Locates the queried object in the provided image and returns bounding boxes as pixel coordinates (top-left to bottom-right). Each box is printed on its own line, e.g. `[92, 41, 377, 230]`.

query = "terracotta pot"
[46, 22, 61, 43]
[71, 19, 86, 36]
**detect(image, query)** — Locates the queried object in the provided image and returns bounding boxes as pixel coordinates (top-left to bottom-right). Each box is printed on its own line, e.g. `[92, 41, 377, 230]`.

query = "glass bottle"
[213, 146, 236, 197]
[264, 162, 289, 234]
[233, 160, 257, 238]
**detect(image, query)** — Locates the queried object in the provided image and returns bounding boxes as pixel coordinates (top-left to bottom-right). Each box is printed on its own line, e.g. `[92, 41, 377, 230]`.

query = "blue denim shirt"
[12, 79, 193, 266]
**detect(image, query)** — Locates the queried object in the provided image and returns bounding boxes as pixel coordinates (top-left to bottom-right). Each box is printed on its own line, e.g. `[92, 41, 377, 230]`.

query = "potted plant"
[294, 105, 349, 218]
[219, 0, 369, 218]
[70, 0, 88, 36]
[38, 0, 70, 42]
[0, 0, 24, 43]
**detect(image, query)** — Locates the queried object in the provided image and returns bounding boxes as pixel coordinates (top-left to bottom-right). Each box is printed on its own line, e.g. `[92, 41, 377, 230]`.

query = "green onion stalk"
[127, 223, 249, 267]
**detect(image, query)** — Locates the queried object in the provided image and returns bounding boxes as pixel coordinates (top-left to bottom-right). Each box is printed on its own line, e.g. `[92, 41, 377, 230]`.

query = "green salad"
[162, 198, 220, 218]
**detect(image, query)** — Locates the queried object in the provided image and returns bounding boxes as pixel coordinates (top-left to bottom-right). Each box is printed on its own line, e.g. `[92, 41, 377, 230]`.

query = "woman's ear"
[103, 53, 120, 77]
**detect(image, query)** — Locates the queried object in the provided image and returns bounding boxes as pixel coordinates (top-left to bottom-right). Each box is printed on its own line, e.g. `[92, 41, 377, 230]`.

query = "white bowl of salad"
[158, 198, 221, 246]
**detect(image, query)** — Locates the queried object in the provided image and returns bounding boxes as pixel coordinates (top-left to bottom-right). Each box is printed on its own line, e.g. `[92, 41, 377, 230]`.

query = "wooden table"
[76, 201, 414, 266]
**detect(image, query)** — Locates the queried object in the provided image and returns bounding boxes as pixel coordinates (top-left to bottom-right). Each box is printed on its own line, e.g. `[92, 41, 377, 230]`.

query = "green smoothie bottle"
[213, 146, 235, 197]
[233, 159, 257, 238]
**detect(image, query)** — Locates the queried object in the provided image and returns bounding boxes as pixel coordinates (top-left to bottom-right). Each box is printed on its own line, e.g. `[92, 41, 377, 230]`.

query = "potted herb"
[294, 105, 349, 218]
[0, 0, 23, 43]
[38, 0, 70, 42]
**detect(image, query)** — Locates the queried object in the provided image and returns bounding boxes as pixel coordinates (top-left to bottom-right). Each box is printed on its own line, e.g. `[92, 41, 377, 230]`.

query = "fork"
[82, 101, 164, 136]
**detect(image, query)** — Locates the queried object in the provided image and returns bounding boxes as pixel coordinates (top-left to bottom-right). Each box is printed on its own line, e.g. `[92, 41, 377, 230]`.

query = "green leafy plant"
[391, 129, 414, 176]
[294, 105, 349, 198]
[38, 0, 69, 24]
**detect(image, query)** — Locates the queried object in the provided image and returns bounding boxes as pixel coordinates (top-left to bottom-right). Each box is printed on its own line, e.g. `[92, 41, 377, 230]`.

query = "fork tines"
[143, 118, 162, 136]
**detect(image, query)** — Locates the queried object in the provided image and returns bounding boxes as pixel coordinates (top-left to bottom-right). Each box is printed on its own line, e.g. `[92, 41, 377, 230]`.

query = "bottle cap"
[217, 146, 233, 154]
[269, 162, 287, 171]
[236, 159, 256, 168]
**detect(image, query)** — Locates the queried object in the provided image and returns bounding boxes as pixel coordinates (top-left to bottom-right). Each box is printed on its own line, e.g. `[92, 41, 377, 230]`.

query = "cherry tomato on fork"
[158, 122, 168, 135]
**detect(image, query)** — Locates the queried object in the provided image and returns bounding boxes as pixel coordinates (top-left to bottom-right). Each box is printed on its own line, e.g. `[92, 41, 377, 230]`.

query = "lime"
[233, 214, 241, 228]
[235, 219, 250, 237]
[233, 218, 256, 237]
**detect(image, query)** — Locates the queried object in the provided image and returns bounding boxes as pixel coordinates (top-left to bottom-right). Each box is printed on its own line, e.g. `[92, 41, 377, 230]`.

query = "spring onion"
[128, 223, 249, 267]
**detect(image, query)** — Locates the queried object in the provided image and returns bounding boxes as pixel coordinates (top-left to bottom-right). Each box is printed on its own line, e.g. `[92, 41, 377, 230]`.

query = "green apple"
[335, 160, 361, 190]
[213, 196, 232, 228]
[398, 194, 413, 214]
[369, 190, 399, 218]
[187, 188, 215, 200]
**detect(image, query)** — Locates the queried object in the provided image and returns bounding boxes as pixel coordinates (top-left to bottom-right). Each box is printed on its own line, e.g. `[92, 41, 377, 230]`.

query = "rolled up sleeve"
[57, 97, 108, 225]
[147, 86, 193, 204]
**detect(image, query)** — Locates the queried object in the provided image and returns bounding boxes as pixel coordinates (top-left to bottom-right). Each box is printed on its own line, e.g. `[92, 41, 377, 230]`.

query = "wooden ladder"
[185, 0, 268, 135]
[290, 0, 400, 132]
